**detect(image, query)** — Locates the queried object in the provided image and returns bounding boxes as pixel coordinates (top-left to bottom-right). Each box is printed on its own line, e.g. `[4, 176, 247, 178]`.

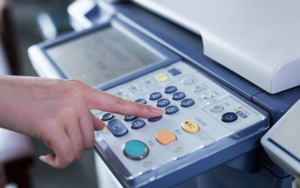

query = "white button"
[114, 90, 127, 98]
[203, 92, 214, 99]
[128, 84, 141, 93]
[142, 79, 155, 88]
[210, 105, 224, 112]
[182, 77, 194, 85]
[194, 85, 204, 93]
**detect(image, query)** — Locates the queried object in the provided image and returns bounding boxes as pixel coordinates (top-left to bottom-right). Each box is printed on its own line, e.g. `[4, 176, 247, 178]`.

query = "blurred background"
[1, 0, 99, 187]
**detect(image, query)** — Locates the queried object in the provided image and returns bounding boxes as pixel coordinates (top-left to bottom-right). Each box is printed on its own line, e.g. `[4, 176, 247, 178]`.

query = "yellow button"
[155, 73, 168, 82]
[156, 130, 176, 145]
[181, 120, 199, 133]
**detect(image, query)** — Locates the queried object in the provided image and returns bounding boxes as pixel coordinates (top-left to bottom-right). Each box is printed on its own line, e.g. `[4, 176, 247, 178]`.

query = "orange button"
[156, 130, 177, 145]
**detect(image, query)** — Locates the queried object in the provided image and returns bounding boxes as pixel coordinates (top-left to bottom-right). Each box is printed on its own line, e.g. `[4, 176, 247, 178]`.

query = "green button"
[123, 140, 149, 160]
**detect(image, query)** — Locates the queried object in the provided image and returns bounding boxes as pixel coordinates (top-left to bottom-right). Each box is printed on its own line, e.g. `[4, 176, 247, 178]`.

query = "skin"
[0, 76, 164, 169]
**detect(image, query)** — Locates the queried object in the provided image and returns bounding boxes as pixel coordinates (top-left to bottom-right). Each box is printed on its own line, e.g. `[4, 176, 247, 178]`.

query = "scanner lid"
[133, 0, 300, 94]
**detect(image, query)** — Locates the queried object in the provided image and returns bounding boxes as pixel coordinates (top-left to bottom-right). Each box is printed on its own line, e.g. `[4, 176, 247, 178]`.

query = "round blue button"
[165, 86, 177, 94]
[124, 115, 137, 122]
[107, 119, 128, 137]
[101, 113, 114, 121]
[181, 99, 195, 107]
[156, 99, 170, 107]
[149, 92, 162, 100]
[131, 120, 146, 129]
[135, 99, 147, 104]
[148, 115, 163, 122]
[123, 140, 149, 160]
[221, 112, 238, 123]
[172, 92, 186, 100]
[165, 105, 179, 115]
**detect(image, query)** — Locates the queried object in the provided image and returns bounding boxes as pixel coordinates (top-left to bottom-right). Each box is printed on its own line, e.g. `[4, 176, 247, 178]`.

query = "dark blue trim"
[253, 89, 300, 125]
[269, 138, 300, 163]
[84, 4, 101, 23]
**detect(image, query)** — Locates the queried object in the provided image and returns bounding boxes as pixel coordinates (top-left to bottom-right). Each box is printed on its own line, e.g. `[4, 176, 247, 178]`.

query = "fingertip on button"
[150, 107, 164, 115]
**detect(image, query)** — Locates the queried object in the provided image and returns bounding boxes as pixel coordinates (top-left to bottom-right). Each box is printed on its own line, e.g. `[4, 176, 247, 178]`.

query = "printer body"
[29, 0, 300, 187]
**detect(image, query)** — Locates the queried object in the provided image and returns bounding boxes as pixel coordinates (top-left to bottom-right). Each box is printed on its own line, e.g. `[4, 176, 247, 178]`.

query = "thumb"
[39, 154, 57, 167]
[90, 112, 105, 131]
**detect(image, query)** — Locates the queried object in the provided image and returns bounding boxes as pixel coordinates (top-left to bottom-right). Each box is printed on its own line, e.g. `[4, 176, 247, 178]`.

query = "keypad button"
[211, 105, 224, 112]
[182, 77, 194, 85]
[107, 119, 128, 137]
[203, 92, 214, 99]
[168, 68, 181, 76]
[124, 115, 137, 122]
[135, 99, 147, 104]
[221, 112, 238, 123]
[156, 99, 170, 107]
[148, 115, 163, 122]
[123, 140, 149, 160]
[172, 92, 186, 100]
[114, 89, 127, 98]
[165, 105, 179, 115]
[149, 92, 162, 100]
[101, 113, 114, 121]
[156, 130, 177, 145]
[131, 120, 146, 129]
[181, 120, 199, 133]
[194, 85, 205, 93]
[155, 73, 168, 82]
[181, 99, 195, 107]
[142, 79, 155, 88]
[128, 84, 141, 93]
[165, 86, 177, 94]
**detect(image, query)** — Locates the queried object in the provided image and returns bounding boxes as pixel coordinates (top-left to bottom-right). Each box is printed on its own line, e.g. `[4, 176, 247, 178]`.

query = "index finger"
[81, 85, 164, 118]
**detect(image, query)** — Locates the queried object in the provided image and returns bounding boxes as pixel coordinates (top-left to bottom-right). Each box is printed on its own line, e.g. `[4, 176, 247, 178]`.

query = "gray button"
[210, 105, 224, 112]
[142, 79, 155, 88]
[128, 84, 141, 93]
[114, 90, 127, 98]
[203, 92, 214, 99]
[194, 85, 205, 93]
[182, 77, 194, 85]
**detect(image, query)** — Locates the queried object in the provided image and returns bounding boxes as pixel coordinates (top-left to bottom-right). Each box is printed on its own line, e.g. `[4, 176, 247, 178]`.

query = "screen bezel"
[30, 18, 180, 90]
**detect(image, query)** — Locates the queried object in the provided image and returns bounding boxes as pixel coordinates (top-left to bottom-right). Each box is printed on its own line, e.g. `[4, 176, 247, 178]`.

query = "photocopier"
[28, 0, 300, 187]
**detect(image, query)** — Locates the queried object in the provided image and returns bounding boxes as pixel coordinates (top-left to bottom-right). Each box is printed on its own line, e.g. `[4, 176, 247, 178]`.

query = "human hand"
[0, 76, 163, 168]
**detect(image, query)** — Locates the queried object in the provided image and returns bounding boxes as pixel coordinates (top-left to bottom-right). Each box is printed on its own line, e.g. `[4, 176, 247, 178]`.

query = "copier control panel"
[93, 62, 267, 186]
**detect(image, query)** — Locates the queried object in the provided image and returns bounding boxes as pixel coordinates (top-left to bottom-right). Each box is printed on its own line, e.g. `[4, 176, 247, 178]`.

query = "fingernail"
[39, 155, 46, 162]
[150, 107, 164, 114]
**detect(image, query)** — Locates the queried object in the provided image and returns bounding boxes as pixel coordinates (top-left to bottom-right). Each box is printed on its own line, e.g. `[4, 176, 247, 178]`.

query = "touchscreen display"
[270, 107, 300, 161]
[46, 26, 162, 87]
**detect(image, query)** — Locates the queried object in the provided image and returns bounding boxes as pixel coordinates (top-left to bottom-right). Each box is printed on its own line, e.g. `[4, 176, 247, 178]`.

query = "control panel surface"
[93, 62, 267, 187]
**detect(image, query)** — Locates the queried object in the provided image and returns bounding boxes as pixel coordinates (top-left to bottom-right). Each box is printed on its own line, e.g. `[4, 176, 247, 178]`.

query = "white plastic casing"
[133, 0, 300, 94]
[262, 99, 300, 178]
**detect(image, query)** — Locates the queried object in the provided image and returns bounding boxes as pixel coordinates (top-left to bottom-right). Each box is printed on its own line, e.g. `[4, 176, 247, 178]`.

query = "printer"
[29, 0, 300, 187]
